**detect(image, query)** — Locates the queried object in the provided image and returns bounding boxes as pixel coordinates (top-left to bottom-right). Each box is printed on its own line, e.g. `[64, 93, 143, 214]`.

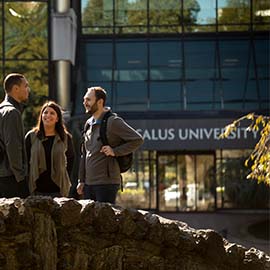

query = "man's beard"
[86, 101, 98, 115]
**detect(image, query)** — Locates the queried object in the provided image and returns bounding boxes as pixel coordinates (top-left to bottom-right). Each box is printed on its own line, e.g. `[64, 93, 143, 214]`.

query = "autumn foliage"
[220, 113, 270, 186]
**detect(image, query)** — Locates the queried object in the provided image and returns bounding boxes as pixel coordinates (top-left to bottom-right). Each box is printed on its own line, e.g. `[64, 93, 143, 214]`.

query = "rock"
[0, 197, 268, 270]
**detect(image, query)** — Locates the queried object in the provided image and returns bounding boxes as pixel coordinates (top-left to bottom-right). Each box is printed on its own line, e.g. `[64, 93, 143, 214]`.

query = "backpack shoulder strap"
[100, 111, 114, 146]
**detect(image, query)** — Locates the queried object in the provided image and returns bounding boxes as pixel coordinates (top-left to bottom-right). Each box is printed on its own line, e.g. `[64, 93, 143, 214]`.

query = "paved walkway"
[159, 210, 270, 254]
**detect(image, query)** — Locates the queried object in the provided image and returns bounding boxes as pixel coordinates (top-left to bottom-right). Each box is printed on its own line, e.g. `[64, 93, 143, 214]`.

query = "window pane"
[117, 151, 156, 209]
[115, 0, 147, 34]
[158, 155, 178, 211]
[185, 40, 218, 110]
[196, 0, 216, 25]
[185, 40, 216, 79]
[5, 2, 48, 59]
[243, 81, 260, 110]
[254, 39, 270, 108]
[186, 81, 217, 110]
[218, 0, 250, 31]
[183, 0, 203, 32]
[150, 82, 182, 110]
[220, 40, 249, 109]
[81, 0, 113, 34]
[196, 155, 215, 211]
[115, 82, 147, 111]
[5, 60, 48, 130]
[149, 0, 181, 33]
[5, 60, 48, 96]
[115, 42, 147, 81]
[253, 0, 270, 31]
[84, 42, 113, 81]
[217, 150, 270, 209]
[150, 41, 182, 80]
[184, 0, 216, 32]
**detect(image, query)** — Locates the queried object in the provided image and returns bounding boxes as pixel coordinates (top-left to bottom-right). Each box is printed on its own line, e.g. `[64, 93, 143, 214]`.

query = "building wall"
[0, 1, 268, 212]
[71, 0, 270, 212]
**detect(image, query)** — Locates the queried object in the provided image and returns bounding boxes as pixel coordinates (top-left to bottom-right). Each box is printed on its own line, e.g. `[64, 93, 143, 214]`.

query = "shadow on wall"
[0, 197, 269, 270]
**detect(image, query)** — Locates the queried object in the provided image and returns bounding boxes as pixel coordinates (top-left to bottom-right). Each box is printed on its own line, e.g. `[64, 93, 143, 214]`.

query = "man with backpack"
[0, 73, 30, 198]
[76, 86, 143, 204]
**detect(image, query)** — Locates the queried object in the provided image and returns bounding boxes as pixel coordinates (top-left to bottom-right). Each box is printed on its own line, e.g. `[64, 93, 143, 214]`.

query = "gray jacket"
[79, 111, 143, 185]
[0, 95, 27, 182]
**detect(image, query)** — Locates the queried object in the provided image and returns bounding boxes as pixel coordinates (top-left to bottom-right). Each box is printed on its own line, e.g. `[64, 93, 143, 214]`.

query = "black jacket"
[0, 95, 27, 182]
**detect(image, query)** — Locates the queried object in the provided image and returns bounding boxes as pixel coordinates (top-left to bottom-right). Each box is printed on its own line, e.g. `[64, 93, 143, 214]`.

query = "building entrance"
[157, 152, 216, 212]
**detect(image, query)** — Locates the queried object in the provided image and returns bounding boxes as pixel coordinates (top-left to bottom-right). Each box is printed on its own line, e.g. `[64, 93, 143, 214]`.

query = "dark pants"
[83, 184, 119, 204]
[33, 191, 61, 198]
[0, 176, 29, 198]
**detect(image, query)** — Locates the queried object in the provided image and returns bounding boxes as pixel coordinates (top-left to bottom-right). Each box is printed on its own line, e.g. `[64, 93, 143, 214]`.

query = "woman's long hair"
[33, 101, 67, 141]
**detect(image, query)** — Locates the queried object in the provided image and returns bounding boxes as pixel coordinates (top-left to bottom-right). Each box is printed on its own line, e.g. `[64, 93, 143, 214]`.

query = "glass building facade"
[73, 0, 270, 212]
[0, 0, 269, 212]
[0, 0, 49, 130]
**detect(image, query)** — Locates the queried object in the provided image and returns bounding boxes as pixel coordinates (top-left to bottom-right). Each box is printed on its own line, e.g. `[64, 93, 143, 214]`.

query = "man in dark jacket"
[76, 86, 143, 204]
[0, 73, 30, 198]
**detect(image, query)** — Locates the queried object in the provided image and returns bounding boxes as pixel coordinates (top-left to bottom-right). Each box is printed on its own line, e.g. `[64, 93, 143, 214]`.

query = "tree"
[0, 2, 49, 131]
[81, 0, 200, 34]
[220, 113, 270, 186]
[218, 0, 250, 31]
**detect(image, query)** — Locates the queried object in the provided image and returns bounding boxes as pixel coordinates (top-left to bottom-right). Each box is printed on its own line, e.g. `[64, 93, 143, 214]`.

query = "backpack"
[99, 111, 133, 174]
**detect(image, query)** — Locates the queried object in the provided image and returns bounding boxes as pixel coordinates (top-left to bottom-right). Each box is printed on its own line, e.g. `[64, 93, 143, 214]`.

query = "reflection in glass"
[218, 0, 250, 31]
[216, 149, 270, 209]
[81, 0, 113, 34]
[184, 0, 216, 32]
[220, 40, 249, 109]
[115, 0, 147, 34]
[195, 0, 216, 25]
[84, 42, 113, 82]
[195, 155, 215, 211]
[115, 42, 147, 81]
[183, 0, 201, 32]
[158, 153, 215, 211]
[5, 60, 49, 130]
[0, 1, 49, 132]
[158, 155, 177, 211]
[150, 41, 182, 80]
[253, 0, 270, 30]
[81, 0, 269, 34]
[5, 2, 48, 59]
[149, 0, 181, 33]
[116, 151, 157, 209]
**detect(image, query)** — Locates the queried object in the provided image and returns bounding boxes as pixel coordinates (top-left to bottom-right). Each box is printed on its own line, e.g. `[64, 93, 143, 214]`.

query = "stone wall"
[0, 197, 269, 270]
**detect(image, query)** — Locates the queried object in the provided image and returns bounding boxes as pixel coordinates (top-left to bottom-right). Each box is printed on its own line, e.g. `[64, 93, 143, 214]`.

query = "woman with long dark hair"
[25, 101, 74, 197]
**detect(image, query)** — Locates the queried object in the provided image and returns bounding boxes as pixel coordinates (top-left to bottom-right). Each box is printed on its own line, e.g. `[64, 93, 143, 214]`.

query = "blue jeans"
[83, 184, 119, 204]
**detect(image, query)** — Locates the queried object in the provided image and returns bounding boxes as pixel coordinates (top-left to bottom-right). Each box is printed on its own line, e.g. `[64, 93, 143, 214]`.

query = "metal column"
[53, 0, 71, 113]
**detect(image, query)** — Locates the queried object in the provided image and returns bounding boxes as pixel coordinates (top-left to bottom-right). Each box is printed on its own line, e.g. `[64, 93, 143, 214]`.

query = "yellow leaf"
[246, 113, 254, 120]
